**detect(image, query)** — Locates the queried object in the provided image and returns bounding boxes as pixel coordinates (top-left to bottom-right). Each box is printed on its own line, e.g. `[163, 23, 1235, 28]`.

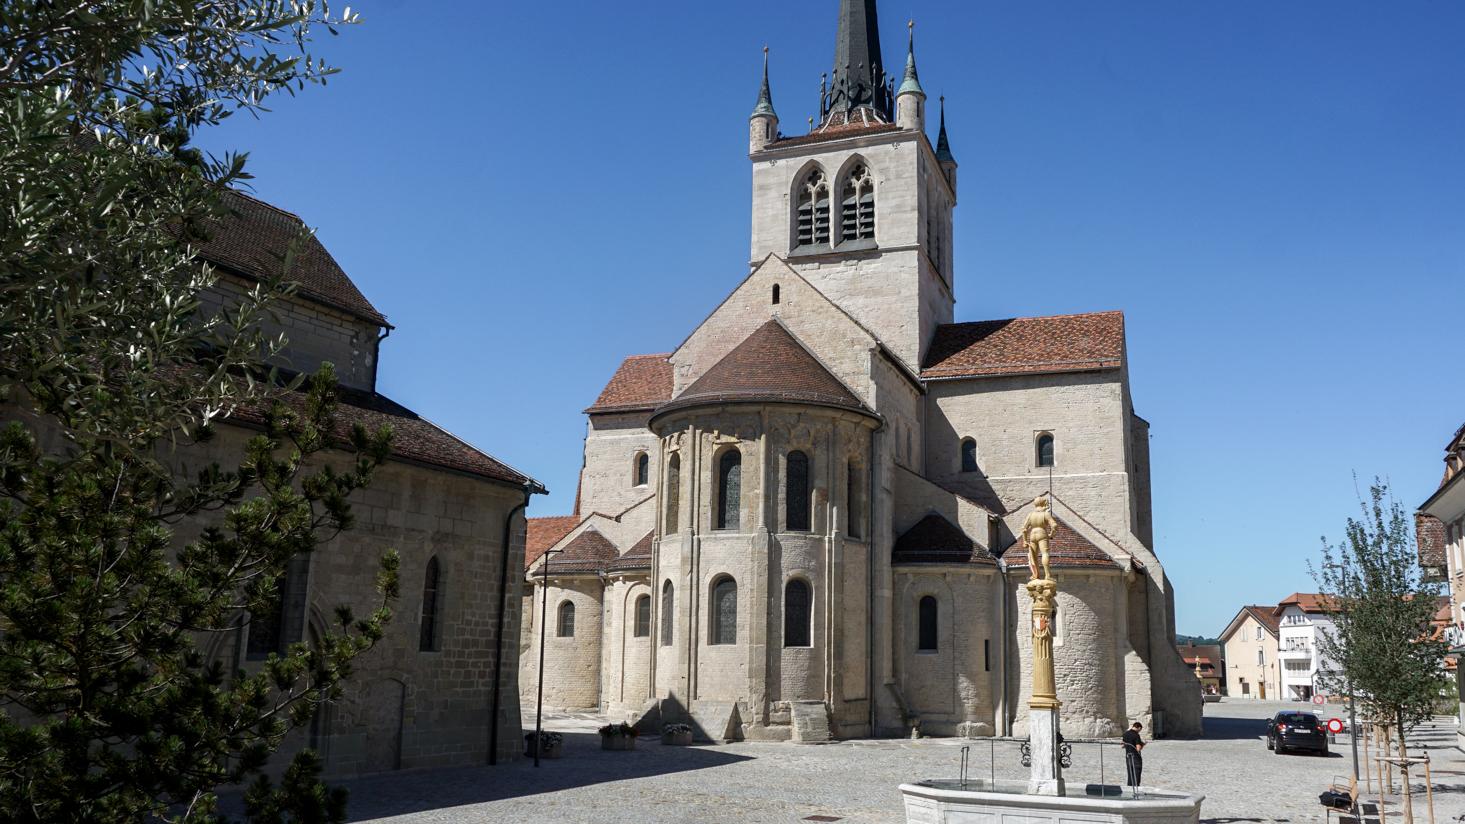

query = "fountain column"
[1026, 577, 1064, 796]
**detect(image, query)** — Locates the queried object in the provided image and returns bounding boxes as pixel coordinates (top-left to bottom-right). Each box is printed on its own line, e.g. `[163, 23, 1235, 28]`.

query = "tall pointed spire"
[751, 46, 777, 118]
[821, 0, 892, 124]
[897, 21, 923, 97]
[935, 96, 955, 163]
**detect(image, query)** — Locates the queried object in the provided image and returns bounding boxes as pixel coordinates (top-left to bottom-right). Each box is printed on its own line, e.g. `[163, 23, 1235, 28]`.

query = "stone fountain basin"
[900, 780, 1204, 824]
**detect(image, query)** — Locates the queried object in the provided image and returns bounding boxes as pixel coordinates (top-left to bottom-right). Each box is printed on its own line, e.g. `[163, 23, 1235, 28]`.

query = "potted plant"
[524, 730, 563, 759]
[598, 722, 639, 750]
[661, 722, 694, 746]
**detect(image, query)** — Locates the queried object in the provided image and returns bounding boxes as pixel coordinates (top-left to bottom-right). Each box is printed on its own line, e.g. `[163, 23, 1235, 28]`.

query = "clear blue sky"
[196, 1, 1464, 638]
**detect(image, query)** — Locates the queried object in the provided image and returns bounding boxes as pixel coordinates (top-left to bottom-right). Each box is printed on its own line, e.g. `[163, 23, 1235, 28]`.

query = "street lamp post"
[532, 548, 565, 768]
[1324, 562, 1361, 819]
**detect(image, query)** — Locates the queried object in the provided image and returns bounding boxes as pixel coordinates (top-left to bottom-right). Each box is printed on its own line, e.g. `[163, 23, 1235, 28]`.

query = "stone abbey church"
[522, 0, 1202, 741]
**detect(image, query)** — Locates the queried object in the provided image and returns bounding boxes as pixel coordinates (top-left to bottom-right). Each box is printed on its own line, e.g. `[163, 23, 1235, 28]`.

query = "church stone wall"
[581, 412, 659, 518]
[185, 422, 530, 776]
[604, 576, 654, 713]
[520, 576, 604, 712]
[201, 274, 381, 391]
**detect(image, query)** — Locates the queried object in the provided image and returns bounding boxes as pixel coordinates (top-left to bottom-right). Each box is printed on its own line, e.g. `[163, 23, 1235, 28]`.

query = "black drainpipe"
[488, 481, 535, 765]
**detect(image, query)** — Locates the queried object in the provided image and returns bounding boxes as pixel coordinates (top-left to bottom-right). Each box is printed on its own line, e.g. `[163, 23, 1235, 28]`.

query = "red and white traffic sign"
[1326, 718, 1345, 734]
[1311, 695, 1326, 705]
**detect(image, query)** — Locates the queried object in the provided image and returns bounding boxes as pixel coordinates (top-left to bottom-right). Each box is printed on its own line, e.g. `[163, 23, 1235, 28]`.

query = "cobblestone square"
[337, 700, 1465, 823]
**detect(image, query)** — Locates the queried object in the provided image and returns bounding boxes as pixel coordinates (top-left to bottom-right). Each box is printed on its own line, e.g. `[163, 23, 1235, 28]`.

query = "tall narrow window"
[784, 579, 811, 647]
[796, 169, 831, 247]
[419, 556, 440, 652]
[636, 453, 649, 486]
[840, 164, 875, 243]
[961, 439, 977, 473]
[664, 454, 680, 534]
[847, 461, 862, 539]
[711, 577, 737, 645]
[661, 580, 675, 646]
[717, 450, 742, 531]
[1037, 433, 1055, 468]
[246, 575, 285, 659]
[786, 450, 810, 531]
[634, 595, 651, 638]
[557, 601, 575, 638]
[772, 284, 780, 304]
[918, 596, 938, 651]
[984, 638, 991, 671]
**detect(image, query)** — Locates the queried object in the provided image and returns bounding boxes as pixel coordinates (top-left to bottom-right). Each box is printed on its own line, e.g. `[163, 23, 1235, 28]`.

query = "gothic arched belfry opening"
[523, 0, 1202, 743]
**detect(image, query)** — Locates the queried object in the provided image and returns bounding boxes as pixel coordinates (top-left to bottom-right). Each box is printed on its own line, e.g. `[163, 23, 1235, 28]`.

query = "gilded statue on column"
[1019, 496, 1058, 581]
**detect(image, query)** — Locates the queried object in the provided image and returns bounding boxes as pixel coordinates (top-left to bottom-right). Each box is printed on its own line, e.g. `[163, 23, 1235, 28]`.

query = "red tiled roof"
[1418, 514, 1447, 568]
[892, 512, 996, 566]
[527, 515, 579, 567]
[538, 528, 619, 573]
[607, 531, 654, 572]
[229, 383, 535, 488]
[654, 321, 870, 418]
[585, 354, 674, 414]
[922, 312, 1124, 380]
[767, 121, 903, 150]
[1242, 605, 1281, 636]
[202, 192, 388, 326]
[996, 517, 1121, 569]
[1275, 593, 1332, 615]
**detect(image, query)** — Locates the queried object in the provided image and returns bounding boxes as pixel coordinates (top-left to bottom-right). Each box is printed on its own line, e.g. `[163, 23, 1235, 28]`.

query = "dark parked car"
[1267, 711, 1328, 755]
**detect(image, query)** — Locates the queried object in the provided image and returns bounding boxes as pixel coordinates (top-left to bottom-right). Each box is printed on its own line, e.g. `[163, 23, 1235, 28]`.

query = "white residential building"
[1274, 593, 1337, 702]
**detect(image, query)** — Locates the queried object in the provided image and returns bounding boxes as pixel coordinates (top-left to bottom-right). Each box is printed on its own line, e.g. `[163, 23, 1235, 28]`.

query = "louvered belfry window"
[664, 454, 680, 534]
[419, 556, 440, 652]
[784, 579, 811, 647]
[786, 450, 810, 531]
[717, 450, 741, 530]
[840, 164, 875, 243]
[796, 169, 831, 247]
[711, 577, 737, 645]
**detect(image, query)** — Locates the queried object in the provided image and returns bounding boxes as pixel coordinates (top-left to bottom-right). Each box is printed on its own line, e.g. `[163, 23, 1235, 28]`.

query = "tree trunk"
[1395, 718, 1413, 824]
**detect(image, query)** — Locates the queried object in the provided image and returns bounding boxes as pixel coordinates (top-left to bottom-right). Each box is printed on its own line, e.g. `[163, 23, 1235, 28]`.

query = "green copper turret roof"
[935, 97, 955, 163]
[897, 24, 924, 97]
[751, 48, 777, 119]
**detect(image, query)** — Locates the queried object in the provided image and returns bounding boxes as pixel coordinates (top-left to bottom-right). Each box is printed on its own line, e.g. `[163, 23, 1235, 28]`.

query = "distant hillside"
[1176, 634, 1221, 646]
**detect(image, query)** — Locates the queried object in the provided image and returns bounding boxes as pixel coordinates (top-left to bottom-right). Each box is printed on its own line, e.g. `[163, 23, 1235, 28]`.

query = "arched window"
[419, 556, 440, 652]
[247, 554, 309, 660]
[784, 579, 811, 647]
[847, 460, 862, 539]
[246, 576, 285, 659]
[772, 284, 780, 304]
[710, 577, 737, 645]
[717, 450, 742, 531]
[634, 594, 651, 638]
[840, 163, 875, 243]
[635, 453, 649, 486]
[557, 601, 575, 638]
[960, 439, 977, 473]
[918, 596, 938, 651]
[661, 580, 675, 646]
[786, 450, 810, 531]
[664, 454, 680, 534]
[796, 169, 831, 247]
[1037, 433, 1055, 468]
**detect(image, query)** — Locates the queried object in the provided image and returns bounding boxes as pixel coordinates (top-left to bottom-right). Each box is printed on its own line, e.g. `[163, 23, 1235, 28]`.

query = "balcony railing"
[1278, 647, 1313, 661]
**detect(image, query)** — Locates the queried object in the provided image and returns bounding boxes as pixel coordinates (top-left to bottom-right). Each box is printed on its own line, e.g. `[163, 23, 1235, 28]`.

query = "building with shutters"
[520, 0, 1201, 740]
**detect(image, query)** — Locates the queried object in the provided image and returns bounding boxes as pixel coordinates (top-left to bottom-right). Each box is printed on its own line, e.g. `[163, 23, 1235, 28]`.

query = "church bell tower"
[748, 0, 957, 370]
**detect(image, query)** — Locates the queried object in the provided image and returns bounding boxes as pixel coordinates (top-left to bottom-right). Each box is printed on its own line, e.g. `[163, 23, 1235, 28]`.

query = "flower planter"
[661, 730, 694, 746]
[525, 739, 562, 759]
[601, 734, 636, 751]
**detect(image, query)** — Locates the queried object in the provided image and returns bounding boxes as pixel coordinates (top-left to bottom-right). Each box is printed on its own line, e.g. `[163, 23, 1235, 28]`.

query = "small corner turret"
[750, 47, 779, 153]
[936, 97, 957, 195]
[895, 22, 926, 132]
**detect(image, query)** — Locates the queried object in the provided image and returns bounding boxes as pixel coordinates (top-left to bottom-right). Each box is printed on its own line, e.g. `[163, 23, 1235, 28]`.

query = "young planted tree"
[0, 3, 406, 822]
[1314, 481, 1449, 824]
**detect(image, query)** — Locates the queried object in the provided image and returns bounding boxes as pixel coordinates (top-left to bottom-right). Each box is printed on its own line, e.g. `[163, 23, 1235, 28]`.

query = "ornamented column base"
[1027, 706, 1065, 797]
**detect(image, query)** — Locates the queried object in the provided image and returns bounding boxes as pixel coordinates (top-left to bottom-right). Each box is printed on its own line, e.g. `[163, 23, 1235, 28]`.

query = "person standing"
[1123, 721, 1145, 792]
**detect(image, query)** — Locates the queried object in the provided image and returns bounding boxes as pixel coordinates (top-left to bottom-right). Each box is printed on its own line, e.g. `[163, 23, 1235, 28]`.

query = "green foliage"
[1313, 481, 1450, 743]
[0, 2, 400, 823]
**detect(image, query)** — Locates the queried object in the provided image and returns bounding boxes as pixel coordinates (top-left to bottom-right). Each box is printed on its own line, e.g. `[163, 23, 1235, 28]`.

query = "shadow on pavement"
[1197, 714, 1268, 741]
[332, 732, 755, 822]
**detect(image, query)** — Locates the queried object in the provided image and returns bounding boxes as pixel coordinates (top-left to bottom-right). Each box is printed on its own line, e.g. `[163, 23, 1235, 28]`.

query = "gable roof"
[922, 311, 1123, 380]
[892, 512, 996, 566]
[994, 516, 1121, 569]
[229, 383, 538, 489]
[654, 320, 871, 419]
[606, 531, 654, 572]
[1275, 593, 1331, 615]
[202, 192, 388, 326]
[585, 354, 674, 414]
[527, 515, 579, 567]
[538, 527, 620, 573]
